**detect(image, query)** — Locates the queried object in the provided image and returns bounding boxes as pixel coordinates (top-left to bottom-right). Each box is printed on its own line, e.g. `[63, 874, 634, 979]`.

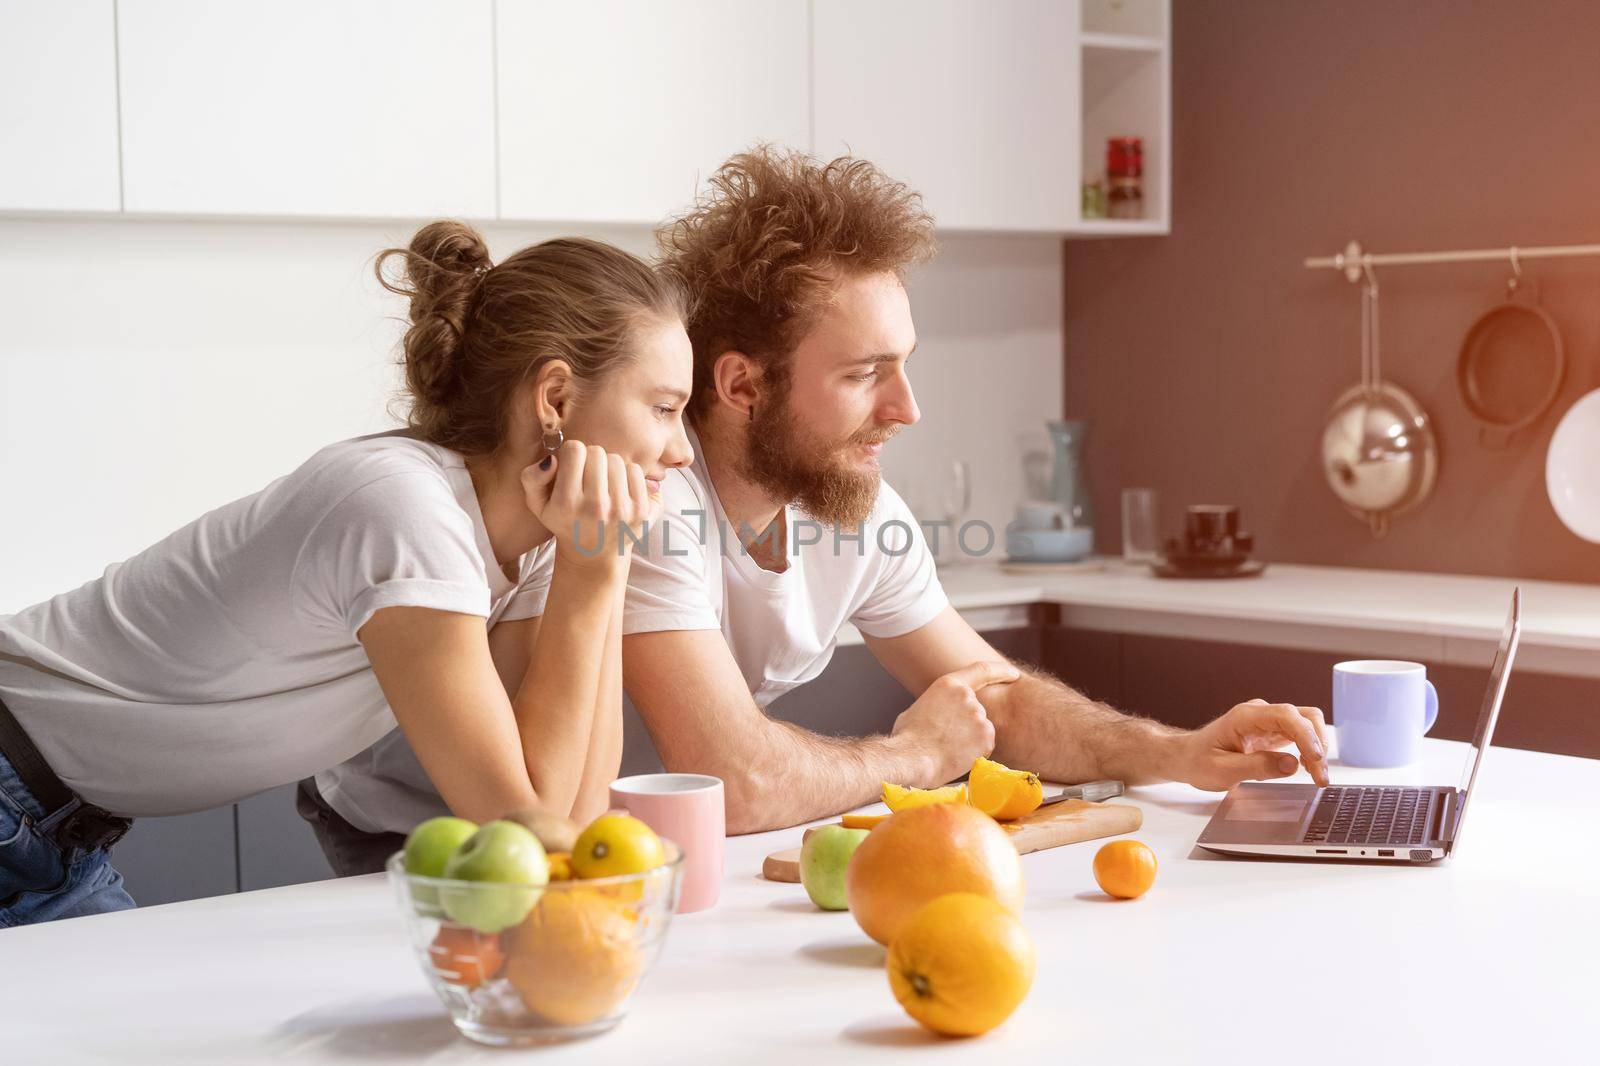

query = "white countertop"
[3, 738, 1595, 1065]
[851, 560, 1600, 677]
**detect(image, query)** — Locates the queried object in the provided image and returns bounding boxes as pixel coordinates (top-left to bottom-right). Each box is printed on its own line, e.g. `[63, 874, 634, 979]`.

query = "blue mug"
[1332, 660, 1439, 768]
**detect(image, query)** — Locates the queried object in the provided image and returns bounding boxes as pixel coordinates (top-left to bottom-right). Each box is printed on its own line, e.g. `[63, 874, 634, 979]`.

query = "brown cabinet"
[1043, 625, 1600, 761]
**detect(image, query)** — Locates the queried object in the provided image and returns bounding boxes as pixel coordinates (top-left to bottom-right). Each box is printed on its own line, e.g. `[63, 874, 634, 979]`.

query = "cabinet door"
[113, 805, 238, 907]
[237, 784, 335, 891]
[118, 0, 495, 218]
[0, 0, 120, 211]
[813, 0, 1081, 232]
[496, 0, 809, 223]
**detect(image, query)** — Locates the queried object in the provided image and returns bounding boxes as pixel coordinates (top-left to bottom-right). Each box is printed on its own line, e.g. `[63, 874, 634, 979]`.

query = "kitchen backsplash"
[1063, 0, 1600, 583]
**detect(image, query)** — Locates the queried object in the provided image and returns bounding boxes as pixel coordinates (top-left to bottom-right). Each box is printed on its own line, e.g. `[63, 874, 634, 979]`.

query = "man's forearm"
[667, 719, 933, 835]
[984, 666, 1185, 785]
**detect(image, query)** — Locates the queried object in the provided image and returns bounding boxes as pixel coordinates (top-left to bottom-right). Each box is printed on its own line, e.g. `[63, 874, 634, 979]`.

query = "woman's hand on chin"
[520, 439, 653, 577]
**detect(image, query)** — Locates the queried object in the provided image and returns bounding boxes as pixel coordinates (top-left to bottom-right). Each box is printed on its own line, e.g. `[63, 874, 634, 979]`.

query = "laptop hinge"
[1435, 788, 1462, 848]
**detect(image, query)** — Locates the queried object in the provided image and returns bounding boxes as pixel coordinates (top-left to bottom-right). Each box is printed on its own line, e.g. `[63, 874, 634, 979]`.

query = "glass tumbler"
[1121, 488, 1160, 563]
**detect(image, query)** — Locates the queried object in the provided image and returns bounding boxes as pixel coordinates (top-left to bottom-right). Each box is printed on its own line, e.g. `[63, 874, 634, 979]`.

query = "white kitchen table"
[3, 737, 1594, 1065]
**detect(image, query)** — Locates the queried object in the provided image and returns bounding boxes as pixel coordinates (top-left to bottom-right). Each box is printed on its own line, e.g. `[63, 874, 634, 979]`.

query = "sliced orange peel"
[882, 782, 968, 812]
[876, 757, 1045, 826]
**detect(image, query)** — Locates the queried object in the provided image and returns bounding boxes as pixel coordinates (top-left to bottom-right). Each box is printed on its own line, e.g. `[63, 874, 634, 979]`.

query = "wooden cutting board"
[762, 799, 1142, 883]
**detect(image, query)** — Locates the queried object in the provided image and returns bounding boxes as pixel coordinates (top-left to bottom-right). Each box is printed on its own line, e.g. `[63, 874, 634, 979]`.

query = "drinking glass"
[941, 460, 973, 566]
[1121, 488, 1160, 564]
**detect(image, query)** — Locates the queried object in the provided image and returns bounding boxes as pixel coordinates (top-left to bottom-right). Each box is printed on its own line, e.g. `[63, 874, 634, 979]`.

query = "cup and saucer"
[1152, 505, 1267, 579]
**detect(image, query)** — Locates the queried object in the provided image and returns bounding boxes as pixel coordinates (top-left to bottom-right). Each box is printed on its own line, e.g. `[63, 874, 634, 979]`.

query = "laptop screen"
[1453, 589, 1522, 842]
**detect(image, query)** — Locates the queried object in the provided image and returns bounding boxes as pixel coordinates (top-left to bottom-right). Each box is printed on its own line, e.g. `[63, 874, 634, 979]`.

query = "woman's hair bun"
[375, 220, 493, 410]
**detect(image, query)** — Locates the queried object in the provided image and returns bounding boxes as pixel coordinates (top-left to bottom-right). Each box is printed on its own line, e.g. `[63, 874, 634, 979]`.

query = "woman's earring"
[542, 425, 565, 455]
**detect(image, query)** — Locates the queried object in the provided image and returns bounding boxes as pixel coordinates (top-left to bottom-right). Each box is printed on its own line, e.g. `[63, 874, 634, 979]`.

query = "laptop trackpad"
[1198, 783, 1318, 844]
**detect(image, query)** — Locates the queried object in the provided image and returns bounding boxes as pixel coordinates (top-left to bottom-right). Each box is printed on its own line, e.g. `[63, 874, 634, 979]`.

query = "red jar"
[1107, 137, 1143, 177]
[1106, 137, 1144, 219]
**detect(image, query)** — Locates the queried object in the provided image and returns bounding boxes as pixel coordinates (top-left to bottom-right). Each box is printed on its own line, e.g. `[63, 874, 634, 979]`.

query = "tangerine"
[1093, 839, 1158, 899]
[427, 925, 505, 989]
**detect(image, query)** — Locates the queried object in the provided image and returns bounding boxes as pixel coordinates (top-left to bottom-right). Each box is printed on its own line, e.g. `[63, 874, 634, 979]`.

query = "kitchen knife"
[1040, 779, 1124, 805]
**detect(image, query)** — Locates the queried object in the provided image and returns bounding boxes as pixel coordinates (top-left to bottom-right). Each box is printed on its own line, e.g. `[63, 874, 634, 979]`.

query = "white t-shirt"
[624, 425, 950, 707]
[313, 425, 950, 834]
[0, 431, 549, 817]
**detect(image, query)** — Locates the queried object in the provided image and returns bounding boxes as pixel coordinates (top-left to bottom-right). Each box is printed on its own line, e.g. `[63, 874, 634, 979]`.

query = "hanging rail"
[1304, 239, 1600, 283]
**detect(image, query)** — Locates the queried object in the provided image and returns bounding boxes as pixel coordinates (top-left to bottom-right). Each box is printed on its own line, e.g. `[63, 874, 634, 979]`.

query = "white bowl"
[1546, 389, 1600, 543]
[1005, 526, 1094, 563]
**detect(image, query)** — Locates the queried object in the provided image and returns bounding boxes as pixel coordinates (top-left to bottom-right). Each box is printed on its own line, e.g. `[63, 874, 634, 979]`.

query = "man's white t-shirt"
[624, 426, 950, 708]
[0, 431, 549, 818]
[312, 424, 951, 834]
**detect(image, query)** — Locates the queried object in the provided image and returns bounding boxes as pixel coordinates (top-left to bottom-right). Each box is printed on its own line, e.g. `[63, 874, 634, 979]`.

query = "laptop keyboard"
[1302, 787, 1433, 846]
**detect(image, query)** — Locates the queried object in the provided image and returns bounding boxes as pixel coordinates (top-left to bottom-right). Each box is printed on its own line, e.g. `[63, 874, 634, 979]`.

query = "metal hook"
[1358, 255, 1381, 393]
[1360, 254, 1379, 296]
[1507, 246, 1522, 296]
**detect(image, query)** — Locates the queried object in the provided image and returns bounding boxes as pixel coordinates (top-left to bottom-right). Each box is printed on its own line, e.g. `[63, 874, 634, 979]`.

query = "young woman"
[0, 221, 693, 926]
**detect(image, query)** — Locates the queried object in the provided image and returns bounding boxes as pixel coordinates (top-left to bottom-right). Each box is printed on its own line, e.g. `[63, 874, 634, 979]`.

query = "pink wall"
[1064, 0, 1600, 581]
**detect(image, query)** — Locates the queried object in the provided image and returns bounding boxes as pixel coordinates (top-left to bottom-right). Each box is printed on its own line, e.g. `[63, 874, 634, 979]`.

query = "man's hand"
[890, 661, 1017, 786]
[1169, 699, 1330, 790]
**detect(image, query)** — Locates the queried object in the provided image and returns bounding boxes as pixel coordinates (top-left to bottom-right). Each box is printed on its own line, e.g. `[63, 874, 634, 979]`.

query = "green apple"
[800, 826, 869, 911]
[440, 820, 550, 934]
[404, 817, 479, 878]
[402, 816, 478, 913]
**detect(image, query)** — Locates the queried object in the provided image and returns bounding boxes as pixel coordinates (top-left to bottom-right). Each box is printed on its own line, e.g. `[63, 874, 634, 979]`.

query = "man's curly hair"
[656, 145, 936, 419]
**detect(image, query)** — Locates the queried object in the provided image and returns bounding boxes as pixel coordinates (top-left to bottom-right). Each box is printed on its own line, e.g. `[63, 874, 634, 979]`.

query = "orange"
[846, 803, 1024, 946]
[841, 813, 889, 830]
[427, 925, 505, 989]
[967, 757, 1044, 821]
[546, 851, 574, 881]
[888, 892, 1036, 1036]
[1093, 839, 1158, 899]
[881, 782, 968, 812]
[504, 890, 642, 1026]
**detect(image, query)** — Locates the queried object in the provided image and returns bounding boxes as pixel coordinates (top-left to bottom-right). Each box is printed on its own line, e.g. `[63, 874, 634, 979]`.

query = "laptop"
[1197, 587, 1521, 864]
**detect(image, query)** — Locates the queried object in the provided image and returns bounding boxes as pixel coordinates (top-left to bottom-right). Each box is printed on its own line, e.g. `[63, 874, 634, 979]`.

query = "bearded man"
[625, 146, 1329, 833]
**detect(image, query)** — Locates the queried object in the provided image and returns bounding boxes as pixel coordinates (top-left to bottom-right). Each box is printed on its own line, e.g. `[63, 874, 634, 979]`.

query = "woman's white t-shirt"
[314, 424, 949, 835]
[0, 431, 550, 818]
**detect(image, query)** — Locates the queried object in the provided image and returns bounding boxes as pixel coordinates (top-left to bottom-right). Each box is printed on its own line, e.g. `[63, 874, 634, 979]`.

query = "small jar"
[1106, 137, 1143, 220]
[1081, 178, 1108, 219]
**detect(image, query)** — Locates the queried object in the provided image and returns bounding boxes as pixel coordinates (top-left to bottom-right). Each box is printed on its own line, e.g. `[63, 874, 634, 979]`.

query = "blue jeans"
[0, 748, 135, 927]
[294, 778, 405, 877]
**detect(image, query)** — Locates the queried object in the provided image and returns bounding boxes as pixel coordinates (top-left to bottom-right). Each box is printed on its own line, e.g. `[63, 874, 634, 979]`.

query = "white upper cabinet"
[812, 0, 1081, 232]
[496, 0, 809, 224]
[117, 0, 496, 218]
[0, 0, 121, 212]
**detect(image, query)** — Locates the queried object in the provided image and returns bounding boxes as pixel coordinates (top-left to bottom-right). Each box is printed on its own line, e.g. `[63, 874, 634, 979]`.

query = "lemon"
[572, 813, 665, 879]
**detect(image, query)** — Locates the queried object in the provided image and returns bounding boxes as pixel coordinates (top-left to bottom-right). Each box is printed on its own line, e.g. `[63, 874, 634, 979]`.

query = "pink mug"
[608, 773, 724, 914]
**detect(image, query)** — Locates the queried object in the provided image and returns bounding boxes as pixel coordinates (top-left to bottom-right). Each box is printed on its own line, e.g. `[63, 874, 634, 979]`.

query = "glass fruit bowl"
[386, 841, 682, 1046]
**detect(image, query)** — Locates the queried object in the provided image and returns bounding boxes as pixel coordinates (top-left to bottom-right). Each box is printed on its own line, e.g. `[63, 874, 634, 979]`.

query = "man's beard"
[743, 388, 897, 527]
